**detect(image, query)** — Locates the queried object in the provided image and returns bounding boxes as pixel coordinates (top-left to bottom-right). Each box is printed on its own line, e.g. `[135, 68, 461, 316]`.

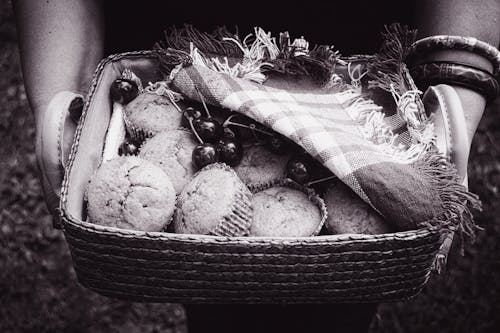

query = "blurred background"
[1, 0, 500, 332]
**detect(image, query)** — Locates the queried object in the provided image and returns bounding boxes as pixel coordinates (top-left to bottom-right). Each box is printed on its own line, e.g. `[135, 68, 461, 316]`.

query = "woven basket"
[60, 51, 448, 304]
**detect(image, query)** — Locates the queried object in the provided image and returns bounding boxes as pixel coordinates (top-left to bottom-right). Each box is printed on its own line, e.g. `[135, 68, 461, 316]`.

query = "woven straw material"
[61, 51, 449, 304]
[63, 215, 443, 304]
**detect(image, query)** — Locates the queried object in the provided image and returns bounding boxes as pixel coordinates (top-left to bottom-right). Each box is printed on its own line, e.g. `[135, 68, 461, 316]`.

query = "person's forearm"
[416, 0, 500, 143]
[13, 0, 104, 125]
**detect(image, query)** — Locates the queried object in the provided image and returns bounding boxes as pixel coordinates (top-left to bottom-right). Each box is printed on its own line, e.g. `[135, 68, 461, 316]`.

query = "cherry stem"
[195, 87, 212, 118]
[188, 116, 204, 144]
[223, 115, 275, 137]
[170, 98, 184, 114]
[305, 175, 338, 187]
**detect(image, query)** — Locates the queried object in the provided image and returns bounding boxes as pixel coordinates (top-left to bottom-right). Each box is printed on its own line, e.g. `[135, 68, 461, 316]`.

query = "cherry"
[222, 126, 241, 140]
[286, 154, 313, 184]
[181, 107, 202, 128]
[68, 96, 84, 124]
[110, 78, 139, 104]
[187, 108, 221, 169]
[287, 152, 338, 189]
[118, 141, 138, 156]
[217, 138, 244, 166]
[185, 107, 202, 119]
[193, 117, 224, 143]
[192, 143, 219, 169]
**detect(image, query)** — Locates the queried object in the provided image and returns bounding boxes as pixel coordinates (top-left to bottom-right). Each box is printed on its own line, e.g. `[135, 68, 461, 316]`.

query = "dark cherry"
[193, 117, 224, 143]
[118, 141, 138, 156]
[192, 143, 219, 169]
[265, 135, 294, 155]
[68, 96, 84, 124]
[186, 107, 202, 120]
[217, 138, 244, 167]
[110, 78, 139, 104]
[181, 107, 202, 128]
[222, 126, 241, 140]
[286, 154, 312, 184]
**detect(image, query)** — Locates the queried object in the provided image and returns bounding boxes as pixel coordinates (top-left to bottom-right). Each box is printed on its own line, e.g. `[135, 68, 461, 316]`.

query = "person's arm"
[13, 0, 104, 125]
[12, 0, 105, 221]
[415, 0, 500, 147]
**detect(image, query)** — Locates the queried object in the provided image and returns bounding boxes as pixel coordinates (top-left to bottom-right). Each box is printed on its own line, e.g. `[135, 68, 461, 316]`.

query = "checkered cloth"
[170, 63, 469, 230]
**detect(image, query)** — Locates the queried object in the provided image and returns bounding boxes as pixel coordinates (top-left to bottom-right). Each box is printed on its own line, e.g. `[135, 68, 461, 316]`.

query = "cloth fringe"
[159, 25, 243, 57]
[120, 69, 144, 92]
[154, 25, 242, 76]
[414, 150, 482, 237]
[155, 26, 280, 84]
[196, 28, 278, 83]
[154, 46, 193, 79]
[155, 25, 343, 85]
[336, 89, 429, 163]
[367, 23, 418, 94]
[144, 81, 184, 102]
[270, 39, 342, 84]
[366, 24, 481, 242]
[366, 23, 434, 154]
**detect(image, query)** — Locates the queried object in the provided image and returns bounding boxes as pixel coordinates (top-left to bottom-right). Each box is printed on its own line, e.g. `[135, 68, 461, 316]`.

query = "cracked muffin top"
[234, 144, 290, 189]
[123, 92, 185, 138]
[86, 156, 176, 232]
[174, 163, 253, 236]
[249, 186, 322, 237]
[139, 129, 197, 194]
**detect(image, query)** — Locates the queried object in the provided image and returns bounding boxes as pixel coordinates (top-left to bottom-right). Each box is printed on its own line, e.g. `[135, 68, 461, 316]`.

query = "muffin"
[174, 163, 253, 236]
[123, 92, 185, 141]
[139, 129, 197, 194]
[86, 156, 176, 232]
[249, 182, 326, 237]
[324, 181, 394, 234]
[234, 144, 290, 191]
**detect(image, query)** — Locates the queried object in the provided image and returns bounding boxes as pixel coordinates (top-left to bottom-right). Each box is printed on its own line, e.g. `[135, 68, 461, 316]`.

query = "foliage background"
[1, 0, 500, 331]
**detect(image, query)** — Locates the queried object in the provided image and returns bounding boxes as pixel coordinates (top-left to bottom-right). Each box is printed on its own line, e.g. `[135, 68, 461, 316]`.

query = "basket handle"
[37, 91, 83, 228]
[422, 84, 471, 272]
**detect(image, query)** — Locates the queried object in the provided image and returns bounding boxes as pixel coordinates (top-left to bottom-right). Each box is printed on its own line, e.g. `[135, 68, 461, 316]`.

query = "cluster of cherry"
[110, 77, 336, 188]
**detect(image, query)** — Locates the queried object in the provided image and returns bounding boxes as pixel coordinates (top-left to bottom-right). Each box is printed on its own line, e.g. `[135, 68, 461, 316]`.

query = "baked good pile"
[85, 71, 395, 237]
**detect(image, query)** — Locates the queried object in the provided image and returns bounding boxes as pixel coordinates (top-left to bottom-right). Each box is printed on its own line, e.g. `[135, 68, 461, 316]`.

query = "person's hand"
[35, 91, 83, 226]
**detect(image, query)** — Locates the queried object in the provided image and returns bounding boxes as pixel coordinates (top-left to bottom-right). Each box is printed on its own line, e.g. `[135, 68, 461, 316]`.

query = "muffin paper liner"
[252, 178, 328, 237]
[203, 163, 253, 237]
[174, 162, 253, 237]
[247, 177, 287, 194]
[161, 214, 176, 232]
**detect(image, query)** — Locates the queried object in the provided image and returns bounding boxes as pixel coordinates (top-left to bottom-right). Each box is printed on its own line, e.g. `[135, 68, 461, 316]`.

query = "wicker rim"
[62, 209, 443, 244]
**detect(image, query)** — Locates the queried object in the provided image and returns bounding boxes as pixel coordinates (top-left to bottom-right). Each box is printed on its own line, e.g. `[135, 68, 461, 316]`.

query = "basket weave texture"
[61, 51, 447, 304]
